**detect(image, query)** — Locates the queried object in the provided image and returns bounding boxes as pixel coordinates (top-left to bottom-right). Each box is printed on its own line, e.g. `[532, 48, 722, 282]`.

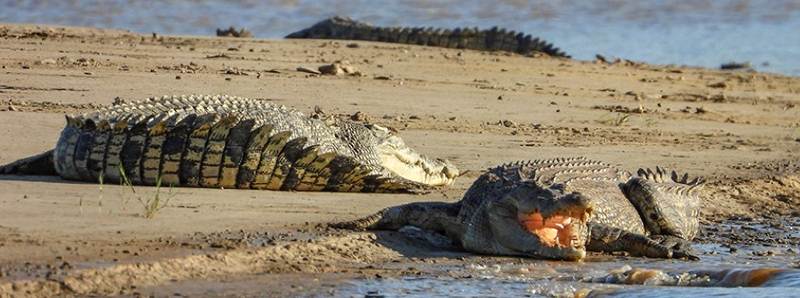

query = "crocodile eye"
[649, 213, 659, 221]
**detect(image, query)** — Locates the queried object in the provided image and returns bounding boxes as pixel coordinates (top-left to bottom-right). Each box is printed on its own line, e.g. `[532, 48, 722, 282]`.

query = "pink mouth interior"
[518, 211, 585, 248]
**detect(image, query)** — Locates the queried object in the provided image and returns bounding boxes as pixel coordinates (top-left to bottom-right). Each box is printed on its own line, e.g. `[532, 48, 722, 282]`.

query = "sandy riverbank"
[0, 23, 798, 296]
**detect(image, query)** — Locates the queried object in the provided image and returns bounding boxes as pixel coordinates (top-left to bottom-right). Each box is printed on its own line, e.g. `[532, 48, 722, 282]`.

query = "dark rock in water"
[216, 26, 253, 38]
[720, 61, 752, 70]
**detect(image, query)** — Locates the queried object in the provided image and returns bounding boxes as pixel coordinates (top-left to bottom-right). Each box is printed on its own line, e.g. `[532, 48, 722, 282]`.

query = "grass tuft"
[597, 113, 631, 126]
[117, 165, 173, 219]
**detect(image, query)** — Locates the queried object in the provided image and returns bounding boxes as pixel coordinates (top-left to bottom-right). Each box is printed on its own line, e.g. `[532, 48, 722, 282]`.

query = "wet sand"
[0, 23, 799, 296]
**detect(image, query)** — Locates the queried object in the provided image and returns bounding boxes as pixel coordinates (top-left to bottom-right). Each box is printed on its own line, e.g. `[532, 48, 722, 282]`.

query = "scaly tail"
[624, 167, 704, 240]
[0, 150, 57, 175]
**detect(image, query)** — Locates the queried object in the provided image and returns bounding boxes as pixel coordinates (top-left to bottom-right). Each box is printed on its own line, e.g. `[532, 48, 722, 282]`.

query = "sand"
[0, 23, 798, 296]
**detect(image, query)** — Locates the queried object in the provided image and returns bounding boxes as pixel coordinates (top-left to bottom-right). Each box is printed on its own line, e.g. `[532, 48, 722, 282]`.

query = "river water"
[335, 217, 800, 297]
[2, 0, 800, 76]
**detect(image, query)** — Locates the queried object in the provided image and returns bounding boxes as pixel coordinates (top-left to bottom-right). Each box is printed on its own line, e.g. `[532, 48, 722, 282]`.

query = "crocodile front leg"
[331, 202, 464, 238]
[650, 234, 696, 256]
[587, 224, 699, 260]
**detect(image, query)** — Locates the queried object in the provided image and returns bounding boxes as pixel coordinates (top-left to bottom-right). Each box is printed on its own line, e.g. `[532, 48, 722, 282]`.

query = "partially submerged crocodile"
[335, 157, 703, 260]
[286, 16, 569, 58]
[0, 95, 459, 192]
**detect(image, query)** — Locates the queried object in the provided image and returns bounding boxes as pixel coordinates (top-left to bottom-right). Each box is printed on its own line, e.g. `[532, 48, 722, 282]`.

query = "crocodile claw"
[651, 234, 700, 261]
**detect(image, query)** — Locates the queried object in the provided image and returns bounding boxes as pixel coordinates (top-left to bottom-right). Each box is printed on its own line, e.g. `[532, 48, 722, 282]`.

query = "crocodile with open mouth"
[334, 157, 703, 260]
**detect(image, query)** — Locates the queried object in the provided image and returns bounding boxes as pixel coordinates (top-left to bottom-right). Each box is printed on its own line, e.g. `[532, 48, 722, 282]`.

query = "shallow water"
[338, 260, 800, 297]
[337, 218, 800, 297]
[2, 0, 800, 75]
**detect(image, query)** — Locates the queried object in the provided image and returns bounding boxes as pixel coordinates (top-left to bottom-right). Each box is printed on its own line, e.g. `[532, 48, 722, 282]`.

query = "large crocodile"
[0, 95, 459, 192]
[335, 157, 703, 260]
[286, 16, 569, 58]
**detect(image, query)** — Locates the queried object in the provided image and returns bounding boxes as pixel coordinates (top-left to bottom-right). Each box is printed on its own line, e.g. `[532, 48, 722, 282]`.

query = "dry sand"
[0, 24, 798, 296]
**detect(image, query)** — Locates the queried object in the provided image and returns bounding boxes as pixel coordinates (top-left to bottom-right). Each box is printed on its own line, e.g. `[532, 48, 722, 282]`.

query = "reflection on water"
[2, 0, 800, 75]
[337, 218, 799, 297]
[587, 268, 800, 297]
[588, 267, 800, 287]
[339, 267, 800, 297]
[587, 286, 800, 298]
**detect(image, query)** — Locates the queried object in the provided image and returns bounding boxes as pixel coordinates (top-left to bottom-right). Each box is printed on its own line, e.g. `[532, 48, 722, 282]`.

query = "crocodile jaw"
[373, 126, 459, 186]
[518, 206, 591, 252]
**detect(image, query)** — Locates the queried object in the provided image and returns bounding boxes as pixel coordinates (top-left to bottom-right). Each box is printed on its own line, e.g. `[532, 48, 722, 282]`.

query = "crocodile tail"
[629, 167, 703, 240]
[637, 167, 705, 195]
[0, 150, 57, 175]
[668, 168, 706, 193]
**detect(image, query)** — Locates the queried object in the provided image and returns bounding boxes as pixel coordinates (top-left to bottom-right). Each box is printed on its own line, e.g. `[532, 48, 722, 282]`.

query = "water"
[338, 262, 800, 297]
[2, 0, 800, 76]
[334, 218, 800, 297]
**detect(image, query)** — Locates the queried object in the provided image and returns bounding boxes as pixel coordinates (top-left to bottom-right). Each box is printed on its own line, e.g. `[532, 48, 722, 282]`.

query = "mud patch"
[0, 233, 400, 296]
[702, 175, 800, 219]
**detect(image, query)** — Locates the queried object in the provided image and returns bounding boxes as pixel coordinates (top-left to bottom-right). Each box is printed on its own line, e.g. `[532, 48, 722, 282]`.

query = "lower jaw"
[552, 247, 587, 261]
[544, 243, 588, 261]
[569, 249, 587, 261]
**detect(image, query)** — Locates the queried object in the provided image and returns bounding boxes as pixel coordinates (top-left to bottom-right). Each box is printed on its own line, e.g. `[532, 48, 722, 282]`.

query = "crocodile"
[334, 157, 703, 260]
[0, 95, 459, 192]
[286, 16, 569, 58]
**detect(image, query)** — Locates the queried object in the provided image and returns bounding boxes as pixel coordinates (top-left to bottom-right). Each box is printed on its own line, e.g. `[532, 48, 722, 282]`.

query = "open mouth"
[518, 208, 590, 248]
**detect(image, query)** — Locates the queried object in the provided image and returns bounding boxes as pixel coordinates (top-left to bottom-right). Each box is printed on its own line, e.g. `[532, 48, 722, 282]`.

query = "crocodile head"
[482, 184, 592, 260]
[368, 124, 459, 186]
